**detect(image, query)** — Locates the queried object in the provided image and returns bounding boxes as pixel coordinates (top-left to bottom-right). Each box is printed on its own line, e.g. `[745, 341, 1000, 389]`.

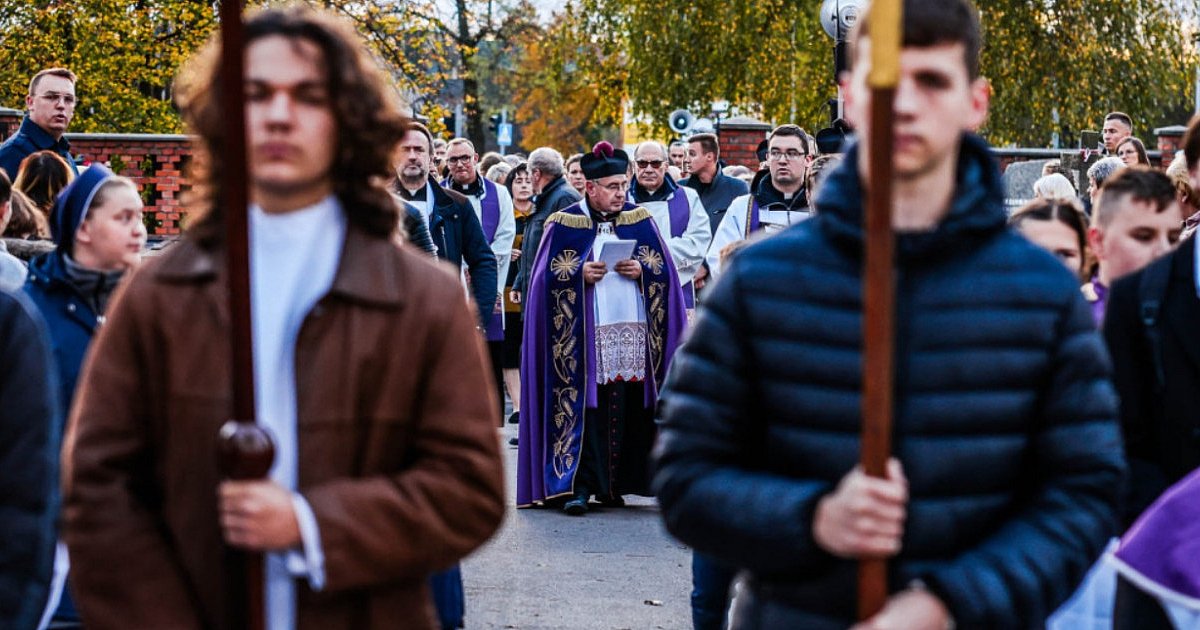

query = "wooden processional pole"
[858, 0, 902, 621]
[215, 2, 276, 629]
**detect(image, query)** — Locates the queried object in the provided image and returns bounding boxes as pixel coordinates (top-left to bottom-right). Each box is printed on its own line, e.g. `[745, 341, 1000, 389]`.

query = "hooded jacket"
[24, 164, 124, 417]
[655, 134, 1125, 628]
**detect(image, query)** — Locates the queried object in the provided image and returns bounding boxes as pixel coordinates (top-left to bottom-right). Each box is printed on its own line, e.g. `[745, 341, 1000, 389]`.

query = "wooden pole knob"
[217, 420, 276, 480]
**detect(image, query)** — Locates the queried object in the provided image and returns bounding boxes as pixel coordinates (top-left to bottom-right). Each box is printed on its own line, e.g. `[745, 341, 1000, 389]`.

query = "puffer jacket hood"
[814, 133, 1006, 264]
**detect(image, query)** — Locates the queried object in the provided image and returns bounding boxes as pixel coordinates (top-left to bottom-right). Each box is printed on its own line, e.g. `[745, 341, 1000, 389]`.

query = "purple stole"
[448, 177, 505, 341]
[1111, 466, 1200, 608]
[515, 202, 687, 505]
[666, 189, 696, 308]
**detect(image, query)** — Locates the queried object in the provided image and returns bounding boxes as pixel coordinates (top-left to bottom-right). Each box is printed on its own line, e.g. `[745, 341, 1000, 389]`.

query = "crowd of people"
[3, 0, 1200, 629]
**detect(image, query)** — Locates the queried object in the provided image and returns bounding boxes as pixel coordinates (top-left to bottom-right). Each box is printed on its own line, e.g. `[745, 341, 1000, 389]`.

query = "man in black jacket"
[680, 133, 749, 233]
[395, 123, 497, 326]
[654, 1, 1124, 628]
[0, 289, 59, 629]
[1104, 117, 1200, 525]
[1100, 118, 1200, 630]
[509, 147, 581, 304]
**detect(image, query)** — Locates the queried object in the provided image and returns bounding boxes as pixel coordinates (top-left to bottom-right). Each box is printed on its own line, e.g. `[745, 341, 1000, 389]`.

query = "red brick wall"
[718, 117, 771, 170]
[68, 135, 192, 235]
[0, 108, 193, 236]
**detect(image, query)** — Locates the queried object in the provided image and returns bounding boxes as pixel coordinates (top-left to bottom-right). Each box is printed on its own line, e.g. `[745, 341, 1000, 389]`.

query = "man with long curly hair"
[61, 6, 505, 629]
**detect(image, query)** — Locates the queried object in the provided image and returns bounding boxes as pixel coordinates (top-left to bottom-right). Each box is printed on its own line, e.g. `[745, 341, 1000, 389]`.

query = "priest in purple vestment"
[516, 141, 687, 515]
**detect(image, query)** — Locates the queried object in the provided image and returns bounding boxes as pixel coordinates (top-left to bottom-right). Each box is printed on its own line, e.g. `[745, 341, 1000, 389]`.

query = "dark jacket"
[1104, 238, 1200, 525]
[513, 175, 580, 296]
[681, 168, 749, 231]
[401, 202, 437, 256]
[654, 134, 1125, 629]
[426, 180, 498, 326]
[0, 116, 78, 181]
[747, 170, 808, 213]
[23, 251, 100, 418]
[0, 289, 60, 630]
[64, 226, 505, 630]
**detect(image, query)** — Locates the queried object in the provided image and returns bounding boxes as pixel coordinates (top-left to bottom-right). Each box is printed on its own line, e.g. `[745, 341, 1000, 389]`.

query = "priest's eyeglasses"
[446, 155, 472, 165]
[635, 159, 664, 169]
[767, 150, 806, 161]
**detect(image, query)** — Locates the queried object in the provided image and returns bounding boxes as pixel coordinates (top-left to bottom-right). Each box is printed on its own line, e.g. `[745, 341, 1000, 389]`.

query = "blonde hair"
[1032, 173, 1076, 200]
[1166, 152, 1200, 214]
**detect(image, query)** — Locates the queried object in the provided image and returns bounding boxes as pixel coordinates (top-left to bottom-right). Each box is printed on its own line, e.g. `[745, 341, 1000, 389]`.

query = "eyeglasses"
[446, 155, 473, 165]
[768, 150, 807, 162]
[37, 92, 77, 107]
[635, 160, 664, 169]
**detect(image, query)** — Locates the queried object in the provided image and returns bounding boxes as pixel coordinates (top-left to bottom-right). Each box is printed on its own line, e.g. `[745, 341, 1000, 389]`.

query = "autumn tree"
[320, 0, 458, 130]
[464, 1, 539, 150]
[569, 0, 1197, 147]
[980, 0, 1198, 146]
[505, 2, 625, 151]
[623, 0, 830, 136]
[0, 0, 509, 142]
[0, 0, 217, 133]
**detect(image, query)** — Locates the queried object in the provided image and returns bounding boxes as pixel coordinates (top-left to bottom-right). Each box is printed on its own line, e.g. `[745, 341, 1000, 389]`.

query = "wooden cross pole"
[858, 0, 902, 621]
[214, 2, 276, 629]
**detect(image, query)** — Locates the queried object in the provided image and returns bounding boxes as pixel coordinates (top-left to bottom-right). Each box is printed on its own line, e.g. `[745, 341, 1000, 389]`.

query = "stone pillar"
[717, 116, 771, 170]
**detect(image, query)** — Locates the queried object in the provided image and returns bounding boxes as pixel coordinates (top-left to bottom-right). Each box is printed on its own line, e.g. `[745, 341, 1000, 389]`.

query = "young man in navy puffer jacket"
[654, 0, 1125, 628]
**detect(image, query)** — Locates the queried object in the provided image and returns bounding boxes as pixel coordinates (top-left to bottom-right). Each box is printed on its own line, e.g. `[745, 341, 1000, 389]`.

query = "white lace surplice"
[592, 222, 646, 384]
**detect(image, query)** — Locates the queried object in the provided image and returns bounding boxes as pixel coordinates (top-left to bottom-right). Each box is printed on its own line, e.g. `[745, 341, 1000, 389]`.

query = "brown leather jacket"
[63, 226, 506, 629]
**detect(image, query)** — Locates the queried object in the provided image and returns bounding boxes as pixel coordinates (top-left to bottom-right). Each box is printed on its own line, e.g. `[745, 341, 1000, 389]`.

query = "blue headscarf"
[50, 164, 115, 253]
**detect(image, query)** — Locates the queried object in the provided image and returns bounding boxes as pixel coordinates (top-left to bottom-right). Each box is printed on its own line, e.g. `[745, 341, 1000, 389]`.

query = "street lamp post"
[816, 0, 864, 153]
[712, 100, 730, 135]
[1193, 33, 1200, 114]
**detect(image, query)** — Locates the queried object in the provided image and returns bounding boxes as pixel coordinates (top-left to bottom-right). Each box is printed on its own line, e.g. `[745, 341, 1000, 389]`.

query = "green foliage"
[0, 0, 1191, 150]
[323, 0, 456, 116]
[624, 0, 829, 135]
[505, 1, 625, 151]
[0, 0, 474, 136]
[561, 0, 1198, 147]
[981, 0, 1197, 146]
[0, 0, 217, 133]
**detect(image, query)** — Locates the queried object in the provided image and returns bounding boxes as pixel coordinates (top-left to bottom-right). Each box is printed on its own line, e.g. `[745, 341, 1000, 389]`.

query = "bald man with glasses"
[628, 141, 712, 309]
[0, 68, 80, 181]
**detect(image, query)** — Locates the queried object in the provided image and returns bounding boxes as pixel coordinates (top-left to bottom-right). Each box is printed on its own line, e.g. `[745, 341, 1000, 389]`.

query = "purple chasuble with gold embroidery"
[516, 201, 687, 505]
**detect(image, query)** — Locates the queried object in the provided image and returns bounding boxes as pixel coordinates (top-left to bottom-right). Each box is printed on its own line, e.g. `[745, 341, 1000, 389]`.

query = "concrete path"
[462, 425, 693, 629]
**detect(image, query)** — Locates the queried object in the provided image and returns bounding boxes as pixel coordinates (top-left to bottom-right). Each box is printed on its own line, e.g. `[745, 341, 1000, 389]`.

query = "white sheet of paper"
[597, 239, 637, 267]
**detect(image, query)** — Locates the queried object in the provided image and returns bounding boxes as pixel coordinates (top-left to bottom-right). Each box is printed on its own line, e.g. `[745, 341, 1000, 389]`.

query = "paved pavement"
[462, 424, 693, 629]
